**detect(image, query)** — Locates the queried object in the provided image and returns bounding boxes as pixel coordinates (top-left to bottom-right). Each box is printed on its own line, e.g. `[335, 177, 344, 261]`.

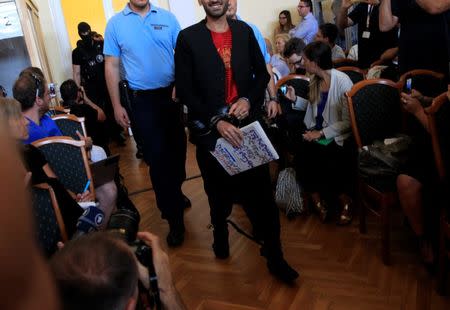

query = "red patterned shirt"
[210, 29, 238, 105]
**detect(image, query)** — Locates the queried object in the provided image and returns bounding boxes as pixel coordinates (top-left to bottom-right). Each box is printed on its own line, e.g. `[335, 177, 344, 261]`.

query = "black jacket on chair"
[175, 18, 269, 150]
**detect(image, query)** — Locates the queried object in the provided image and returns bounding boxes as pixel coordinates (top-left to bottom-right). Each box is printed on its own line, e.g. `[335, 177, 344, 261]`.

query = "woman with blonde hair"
[284, 41, 355, 225]
[270, 33, 291, 78]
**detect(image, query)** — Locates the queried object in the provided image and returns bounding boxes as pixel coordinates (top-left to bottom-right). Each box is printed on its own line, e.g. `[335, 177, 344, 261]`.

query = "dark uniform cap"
[78, 22, 91, 34]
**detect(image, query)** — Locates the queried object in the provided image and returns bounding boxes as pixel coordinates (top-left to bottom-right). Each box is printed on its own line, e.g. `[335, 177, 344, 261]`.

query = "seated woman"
[397, 86, 450, 266]
[270, 33, 291, 78]
[274, 10, 295, 38]
[283, 41, 355, 225]
[0, 97, 116, 236]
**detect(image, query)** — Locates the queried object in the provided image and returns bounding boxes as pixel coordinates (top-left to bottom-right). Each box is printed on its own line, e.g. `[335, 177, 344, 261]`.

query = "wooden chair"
[31, 183, 68, 256]
[399, 69, 446, 98]
[347, 79, 403, 265]
[48, 105, 69, 116]
[32, 137, 95, 198]
[424, 92, 450, 294]
[333, 58, 359, 69]
[337, 66, 366, 84]
[52, 114, 87, 139]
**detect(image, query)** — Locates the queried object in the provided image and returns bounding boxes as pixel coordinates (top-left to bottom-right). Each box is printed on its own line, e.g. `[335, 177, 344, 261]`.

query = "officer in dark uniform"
[72, 22, 125, 147]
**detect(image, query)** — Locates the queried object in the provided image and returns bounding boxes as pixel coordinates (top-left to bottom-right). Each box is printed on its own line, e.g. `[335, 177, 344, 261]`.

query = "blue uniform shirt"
[104, 4, 181, 90]
[237, 16, 270, 64]
[24, 115, 62, 144]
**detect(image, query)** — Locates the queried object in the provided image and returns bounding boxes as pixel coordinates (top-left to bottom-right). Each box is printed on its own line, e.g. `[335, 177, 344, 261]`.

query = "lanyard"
[366, 5, 373, 29]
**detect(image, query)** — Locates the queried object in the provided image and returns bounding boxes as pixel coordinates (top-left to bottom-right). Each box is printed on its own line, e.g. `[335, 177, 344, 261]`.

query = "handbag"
[275, 168, 304, 218]
[358, 135, 412, 188]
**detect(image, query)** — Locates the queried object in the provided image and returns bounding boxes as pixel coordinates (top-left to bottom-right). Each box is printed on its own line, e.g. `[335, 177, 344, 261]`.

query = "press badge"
[362, 31, 371, 39]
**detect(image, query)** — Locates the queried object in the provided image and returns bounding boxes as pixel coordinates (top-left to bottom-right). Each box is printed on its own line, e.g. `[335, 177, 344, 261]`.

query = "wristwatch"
[269, 96, 279, 103]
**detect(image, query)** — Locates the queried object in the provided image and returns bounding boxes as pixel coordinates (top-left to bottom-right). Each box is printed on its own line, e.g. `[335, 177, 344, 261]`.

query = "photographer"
[50, 231, 186, 310]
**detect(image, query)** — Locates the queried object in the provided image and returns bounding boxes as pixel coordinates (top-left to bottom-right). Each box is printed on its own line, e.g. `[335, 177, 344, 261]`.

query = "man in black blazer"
[175, 0, 298, 284]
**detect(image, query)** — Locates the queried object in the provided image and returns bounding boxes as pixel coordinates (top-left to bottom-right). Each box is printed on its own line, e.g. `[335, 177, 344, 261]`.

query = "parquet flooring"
[112, 137, 450, 310]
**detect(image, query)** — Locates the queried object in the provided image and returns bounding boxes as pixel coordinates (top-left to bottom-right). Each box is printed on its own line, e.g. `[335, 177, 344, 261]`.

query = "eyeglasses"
[298, 5, 309, 8]
[30, 74, 42, 98]
[279, 16, 287, 19]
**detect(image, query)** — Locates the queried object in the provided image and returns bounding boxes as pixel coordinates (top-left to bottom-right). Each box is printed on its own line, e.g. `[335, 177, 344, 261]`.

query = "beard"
[203, 0, 229, 19]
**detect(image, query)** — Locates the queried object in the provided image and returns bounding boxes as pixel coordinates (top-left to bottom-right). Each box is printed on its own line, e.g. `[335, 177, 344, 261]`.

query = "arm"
[416, 0, 450, 14]
[81, 90, 107, 122]
[137, 232, 187, 310]
[72, 65, 81, 86]
[265, 63, 281, 118]
[379, 0, 399, 32]
[337, 0, 355, 32]
[401, 92, 429, 132]
[105, 56, 130, 128]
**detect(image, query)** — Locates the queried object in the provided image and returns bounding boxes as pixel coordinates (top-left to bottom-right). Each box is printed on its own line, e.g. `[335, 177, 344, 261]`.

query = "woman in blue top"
[284, 41, 355, 225]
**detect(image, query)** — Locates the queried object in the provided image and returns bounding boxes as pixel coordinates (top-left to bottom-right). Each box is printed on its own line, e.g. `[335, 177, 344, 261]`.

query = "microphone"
[73, 206, 105, 239]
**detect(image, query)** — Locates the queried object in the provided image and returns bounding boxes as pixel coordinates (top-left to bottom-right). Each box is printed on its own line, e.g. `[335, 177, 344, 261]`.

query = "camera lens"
[107, 208, 140, 244]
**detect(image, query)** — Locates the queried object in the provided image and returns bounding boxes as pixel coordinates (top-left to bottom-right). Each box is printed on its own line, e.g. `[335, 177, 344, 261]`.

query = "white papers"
[210, 121, 279, 175]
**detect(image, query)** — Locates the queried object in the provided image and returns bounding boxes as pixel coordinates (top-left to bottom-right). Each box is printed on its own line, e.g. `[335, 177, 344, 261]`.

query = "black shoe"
[267, 258, 299, 284]
[212, 225, 229, 259]
[167, 219, 185, 247]
[183, 194, 191, 209]
[135, 149, 144, 159]
[166, 228, 185, 247]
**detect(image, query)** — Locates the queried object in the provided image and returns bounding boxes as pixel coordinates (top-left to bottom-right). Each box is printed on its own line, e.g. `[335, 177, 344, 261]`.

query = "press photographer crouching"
[50, 229, 186, 310]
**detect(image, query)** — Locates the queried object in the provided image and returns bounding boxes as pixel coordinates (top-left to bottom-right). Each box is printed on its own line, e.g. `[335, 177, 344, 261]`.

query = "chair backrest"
[276, 74, 310, 99]
[425, 92, 450, 182]
[347, 79, 402, 148]
[337, 66, 366, 84]
[32, 136, 95, 196]
[333, 58, 359, 69]
[52, 114, 87, 139]
[399, 69, 446, 98]
[31, 183, 68, 256]
[48, 106, 69, 116]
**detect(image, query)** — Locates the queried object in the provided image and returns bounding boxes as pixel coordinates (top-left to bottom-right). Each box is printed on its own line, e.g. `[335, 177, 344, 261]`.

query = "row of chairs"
[275, 69, 450, 294]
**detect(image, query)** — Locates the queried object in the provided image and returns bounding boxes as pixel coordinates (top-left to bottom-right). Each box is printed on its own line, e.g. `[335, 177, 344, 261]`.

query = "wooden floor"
[112, 137, 450, 310]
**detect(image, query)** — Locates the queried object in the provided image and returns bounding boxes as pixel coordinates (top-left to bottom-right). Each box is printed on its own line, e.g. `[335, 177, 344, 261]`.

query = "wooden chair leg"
[358, 182, 367, 234]
[437, 214, 447, 295]
[380, 197, 391, 265]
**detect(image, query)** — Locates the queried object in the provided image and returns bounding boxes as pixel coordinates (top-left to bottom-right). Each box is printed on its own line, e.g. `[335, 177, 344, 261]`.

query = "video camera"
[107, 208, 162, 310]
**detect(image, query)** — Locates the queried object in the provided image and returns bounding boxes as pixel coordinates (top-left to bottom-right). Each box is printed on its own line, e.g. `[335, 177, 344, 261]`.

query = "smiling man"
[176, 0, 299, 284]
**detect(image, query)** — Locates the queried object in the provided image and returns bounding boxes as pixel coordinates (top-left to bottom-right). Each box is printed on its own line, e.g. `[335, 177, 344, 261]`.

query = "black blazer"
[175, 18, 269, 150]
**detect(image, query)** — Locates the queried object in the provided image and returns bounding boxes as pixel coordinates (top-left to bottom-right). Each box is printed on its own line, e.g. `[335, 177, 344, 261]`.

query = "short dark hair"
[303, 41, 333, 70]
[13, 73, 45, 111]
[319, 23, 339, 44]
[60, 79, 79, 102]
[19, 67, 45, 80]
[50, 232, 138, 310]
[283, 37, 306, 58]
[301, 0, 313, 10]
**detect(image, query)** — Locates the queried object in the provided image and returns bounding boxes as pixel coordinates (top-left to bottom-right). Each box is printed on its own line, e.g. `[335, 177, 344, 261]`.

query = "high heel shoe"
[314, 201, 328, 222]
[337, 202, 352, 225]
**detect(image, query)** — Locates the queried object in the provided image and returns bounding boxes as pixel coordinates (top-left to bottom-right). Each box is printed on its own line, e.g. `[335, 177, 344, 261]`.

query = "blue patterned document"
[210, 121, 279, 175]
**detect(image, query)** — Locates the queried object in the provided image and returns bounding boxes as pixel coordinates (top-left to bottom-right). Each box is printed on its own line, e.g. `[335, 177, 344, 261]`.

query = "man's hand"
[137, 232, 186, 310]
[114, 106, 130, 128]
[284, 86, 297, 102]
[216, 120, 244, 147]
[401, 92, 423, 116]
[229, 98, 250, 120]
[76, 131, 93, 150]
[266, 100, 281, 119]
[303, 130, 322, 142]
[76, 190, 94, 202]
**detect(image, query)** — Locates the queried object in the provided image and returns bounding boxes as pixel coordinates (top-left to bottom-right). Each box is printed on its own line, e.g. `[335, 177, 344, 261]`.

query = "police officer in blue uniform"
[104, 0, 188, 247]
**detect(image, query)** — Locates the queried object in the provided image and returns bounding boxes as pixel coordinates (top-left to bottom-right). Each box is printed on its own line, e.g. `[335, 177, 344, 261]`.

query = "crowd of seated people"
[0, 0, 449, 307]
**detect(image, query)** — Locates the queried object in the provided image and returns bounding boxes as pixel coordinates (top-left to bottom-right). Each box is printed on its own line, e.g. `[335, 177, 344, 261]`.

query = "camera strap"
[226, 219, 263, 246]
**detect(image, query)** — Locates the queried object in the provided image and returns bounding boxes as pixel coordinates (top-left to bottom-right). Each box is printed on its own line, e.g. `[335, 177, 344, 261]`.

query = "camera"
[280, 85, 287, 95]
[107, 209, 161, 310]
[48, 83, 57, 98]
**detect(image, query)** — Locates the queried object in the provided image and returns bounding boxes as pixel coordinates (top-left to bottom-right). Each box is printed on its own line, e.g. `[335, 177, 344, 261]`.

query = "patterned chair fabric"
[341, 69, 364, 84]
[37, 142, 89, 194]
[31, 186, 62, 256]
[352, 83, 401, 147]
[408, 75, 447, 98]
[54, 118, 83, 140]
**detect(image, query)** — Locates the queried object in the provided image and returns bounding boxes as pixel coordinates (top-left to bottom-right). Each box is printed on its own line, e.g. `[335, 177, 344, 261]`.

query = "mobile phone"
[48, 83, 56, 98]
[280, 85, 287, 95]
[405, 78, 412, 93]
